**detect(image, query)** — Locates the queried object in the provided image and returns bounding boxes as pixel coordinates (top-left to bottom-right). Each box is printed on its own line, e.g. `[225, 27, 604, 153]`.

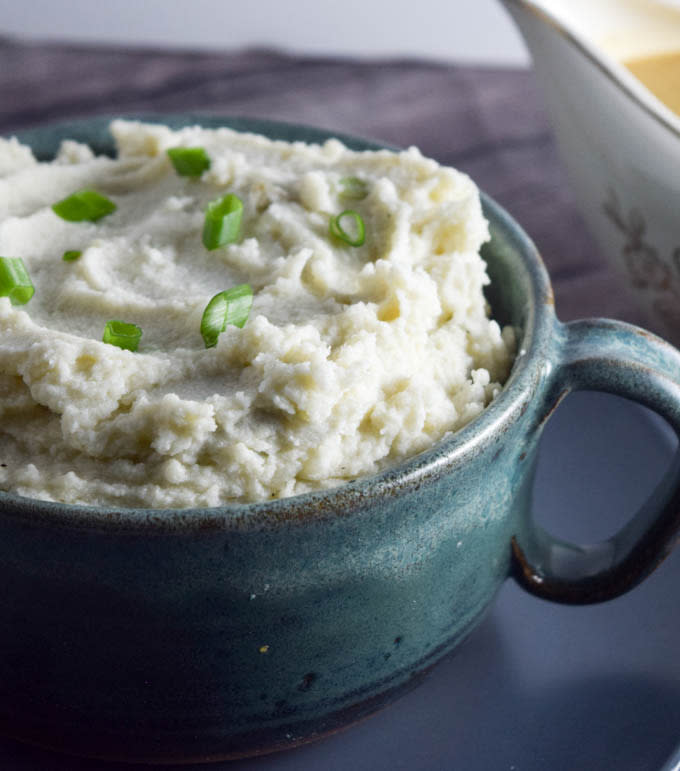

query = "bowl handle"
[511, 318, 680, 604]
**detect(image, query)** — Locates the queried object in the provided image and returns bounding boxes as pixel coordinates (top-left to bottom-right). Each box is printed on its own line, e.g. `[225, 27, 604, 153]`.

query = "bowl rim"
[0, 114, 556, 532]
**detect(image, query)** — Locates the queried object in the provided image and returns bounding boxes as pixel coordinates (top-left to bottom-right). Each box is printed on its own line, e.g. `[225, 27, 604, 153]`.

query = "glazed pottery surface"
[502, 0, 680, 345]
[2, 116, 680, 764]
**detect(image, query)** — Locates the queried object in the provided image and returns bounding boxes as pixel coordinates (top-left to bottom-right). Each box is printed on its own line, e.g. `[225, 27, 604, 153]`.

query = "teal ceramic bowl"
[2, 116, 680, 764]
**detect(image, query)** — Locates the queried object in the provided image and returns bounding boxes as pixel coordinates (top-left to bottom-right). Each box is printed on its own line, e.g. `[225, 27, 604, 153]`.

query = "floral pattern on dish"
[602, 189, 680, 338]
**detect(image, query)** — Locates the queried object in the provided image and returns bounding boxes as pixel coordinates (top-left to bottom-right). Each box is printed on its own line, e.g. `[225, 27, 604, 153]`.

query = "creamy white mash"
[0, 121, 515, 508]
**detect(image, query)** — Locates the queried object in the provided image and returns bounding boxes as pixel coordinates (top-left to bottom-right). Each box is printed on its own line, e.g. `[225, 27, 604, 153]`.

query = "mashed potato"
[0, 121, 515, 508]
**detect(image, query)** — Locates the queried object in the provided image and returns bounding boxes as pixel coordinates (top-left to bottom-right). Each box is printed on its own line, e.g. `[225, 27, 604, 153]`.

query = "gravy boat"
[502, 0, 680, 344]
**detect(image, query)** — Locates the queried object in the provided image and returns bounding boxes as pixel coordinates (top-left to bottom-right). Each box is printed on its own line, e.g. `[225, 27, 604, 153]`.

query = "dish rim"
[503, 0, 680, 139]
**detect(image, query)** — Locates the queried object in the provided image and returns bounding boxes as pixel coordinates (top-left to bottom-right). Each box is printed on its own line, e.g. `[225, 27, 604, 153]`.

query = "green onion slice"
[52, 190, 117, 222]
[62, 250, 82, 262]
[339, 176, 368, 200]
[0, 257, 34, 305]
[167, 146, 211, 177]
[202, 193, 243, 250]
[102, 320, 142, 352]
[329, 209, 365, 247]
[200, 284, 253, 348]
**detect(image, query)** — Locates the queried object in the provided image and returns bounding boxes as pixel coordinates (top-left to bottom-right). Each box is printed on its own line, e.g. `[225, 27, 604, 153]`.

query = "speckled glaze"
[2, 116, 680, 764]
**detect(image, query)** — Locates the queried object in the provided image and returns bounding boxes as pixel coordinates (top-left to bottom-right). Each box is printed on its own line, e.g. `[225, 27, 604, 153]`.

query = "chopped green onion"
[329, 209, 365, 247]
[202, 193, 243, 250]
[62, 250, 82, 262]
[102, 320, 142, 352]
[339, 176, 368, 200]
[200, 284, 253, 348]
[167, 146, 211, 177]
[0, 257, 34, 305]
[52, 190, 117, 222]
